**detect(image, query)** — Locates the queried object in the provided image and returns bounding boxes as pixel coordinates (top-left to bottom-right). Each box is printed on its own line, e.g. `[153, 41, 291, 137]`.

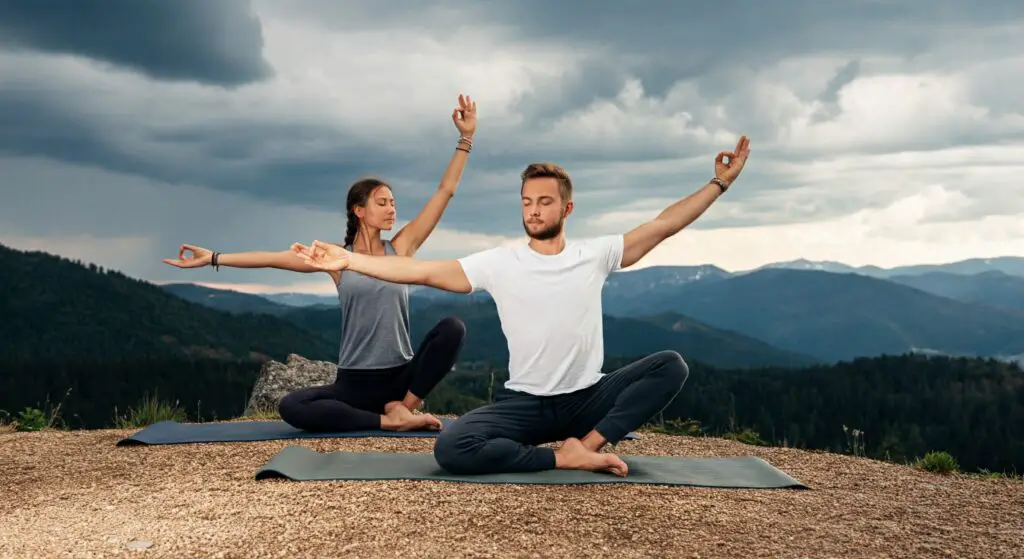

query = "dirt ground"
[1, 423, 1021, 558]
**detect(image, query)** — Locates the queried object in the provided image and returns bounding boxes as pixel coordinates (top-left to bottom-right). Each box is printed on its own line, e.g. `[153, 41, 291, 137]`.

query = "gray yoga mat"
[116, 420, 639, 446]
[255, 446, 809, 489]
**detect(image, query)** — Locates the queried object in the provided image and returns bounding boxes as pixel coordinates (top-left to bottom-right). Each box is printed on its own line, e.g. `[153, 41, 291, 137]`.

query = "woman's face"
[357, 185, 397, 230]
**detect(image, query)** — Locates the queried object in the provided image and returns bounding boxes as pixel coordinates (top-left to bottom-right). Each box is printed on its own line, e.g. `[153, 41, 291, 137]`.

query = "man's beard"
[523, 217, 564, 240]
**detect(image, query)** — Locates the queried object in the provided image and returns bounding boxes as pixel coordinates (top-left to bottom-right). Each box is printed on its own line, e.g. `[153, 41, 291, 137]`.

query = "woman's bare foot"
[553, 437, 629, 477]
[381, 401, 443, 431]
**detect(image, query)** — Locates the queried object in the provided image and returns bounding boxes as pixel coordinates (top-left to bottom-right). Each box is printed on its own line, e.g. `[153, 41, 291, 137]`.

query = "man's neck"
[527, 235, 567, 255]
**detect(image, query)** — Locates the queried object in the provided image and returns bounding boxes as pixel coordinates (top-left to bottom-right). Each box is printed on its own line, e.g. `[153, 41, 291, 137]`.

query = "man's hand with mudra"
[291, 240, 351, 271]
[713, 135, 751, 189]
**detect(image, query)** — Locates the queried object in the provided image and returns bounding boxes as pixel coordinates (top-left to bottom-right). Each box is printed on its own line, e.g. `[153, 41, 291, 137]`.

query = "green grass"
[112, 392, 187, 428]
[915, 450, 959, 474]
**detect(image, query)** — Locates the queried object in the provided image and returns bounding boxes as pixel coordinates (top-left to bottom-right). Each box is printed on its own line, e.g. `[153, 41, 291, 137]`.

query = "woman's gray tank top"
[335, 239, 414, 369]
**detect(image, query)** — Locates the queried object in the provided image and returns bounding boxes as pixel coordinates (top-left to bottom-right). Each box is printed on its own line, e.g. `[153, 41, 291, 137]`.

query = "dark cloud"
[0, 82, 426, 202]
[465, 0, 1022, 55]
[472, 0, 1024, 134]
[1, 0, 1022, 241]
[0, 0, 271, 86]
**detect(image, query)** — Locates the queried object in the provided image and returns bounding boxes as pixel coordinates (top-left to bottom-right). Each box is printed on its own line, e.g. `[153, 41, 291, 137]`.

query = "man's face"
[521, 177, 572, 240]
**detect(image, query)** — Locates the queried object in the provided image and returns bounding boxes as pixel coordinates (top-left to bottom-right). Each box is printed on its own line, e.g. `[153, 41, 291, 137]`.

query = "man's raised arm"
[621, 136, 750, 269]
[291, 241, 473, 293]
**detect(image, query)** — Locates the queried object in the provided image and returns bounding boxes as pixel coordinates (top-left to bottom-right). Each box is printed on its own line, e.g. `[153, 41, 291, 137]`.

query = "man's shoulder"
[573, 234, 623, 253]
[459, 242, 519, 263]
[577, 234, 623, 245]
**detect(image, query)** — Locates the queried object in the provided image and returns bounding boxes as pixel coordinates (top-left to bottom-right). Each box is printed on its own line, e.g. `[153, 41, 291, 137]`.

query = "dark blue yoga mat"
[116, 419, 453, 446]
[116, 419, 640, 446]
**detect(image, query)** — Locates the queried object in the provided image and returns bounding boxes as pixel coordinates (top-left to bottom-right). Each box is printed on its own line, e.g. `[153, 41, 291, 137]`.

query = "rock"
[244, 353, 337, 416]
[126, 540, 152, 551]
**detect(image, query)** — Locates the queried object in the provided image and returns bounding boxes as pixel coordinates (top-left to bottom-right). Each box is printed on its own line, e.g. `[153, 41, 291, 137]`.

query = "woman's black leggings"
[278, 316, 466, 432]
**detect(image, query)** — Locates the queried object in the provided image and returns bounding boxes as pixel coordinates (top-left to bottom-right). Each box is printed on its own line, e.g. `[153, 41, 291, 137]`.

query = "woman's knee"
[435, 316, 467, 341]
[277, 387, 322, 426]
[276, 391, 302, 422]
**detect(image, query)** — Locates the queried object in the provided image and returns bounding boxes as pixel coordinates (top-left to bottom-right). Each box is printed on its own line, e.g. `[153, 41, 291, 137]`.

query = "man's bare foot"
[381, 401, 443, 431]
[554, 437, 629, 477]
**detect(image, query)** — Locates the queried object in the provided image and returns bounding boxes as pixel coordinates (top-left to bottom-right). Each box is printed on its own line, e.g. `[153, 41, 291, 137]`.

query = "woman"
[162, 94, 478, 433]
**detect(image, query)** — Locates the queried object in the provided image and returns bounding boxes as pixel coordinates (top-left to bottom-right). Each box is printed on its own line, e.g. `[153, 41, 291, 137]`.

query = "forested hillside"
[0, 244, 337, 363]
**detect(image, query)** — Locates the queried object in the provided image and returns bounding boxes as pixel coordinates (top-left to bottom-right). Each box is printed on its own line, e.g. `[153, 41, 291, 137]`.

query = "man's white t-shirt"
[457, 235, 624, 396]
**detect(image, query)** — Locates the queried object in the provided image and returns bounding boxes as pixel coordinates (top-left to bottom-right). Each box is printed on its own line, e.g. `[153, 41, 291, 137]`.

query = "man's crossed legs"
[433, 350, 689, 476]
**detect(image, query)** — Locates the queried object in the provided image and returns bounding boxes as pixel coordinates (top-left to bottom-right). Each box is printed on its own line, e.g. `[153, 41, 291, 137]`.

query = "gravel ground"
[1, 423, 1021, 558]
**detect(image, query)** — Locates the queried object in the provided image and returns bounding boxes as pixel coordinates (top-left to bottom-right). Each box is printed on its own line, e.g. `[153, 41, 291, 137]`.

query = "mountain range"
[162, 255, 1024, 366]
[3, 243, 808, 370]
[252, 256, 1024, 308]
[6, 242, 1024, 369]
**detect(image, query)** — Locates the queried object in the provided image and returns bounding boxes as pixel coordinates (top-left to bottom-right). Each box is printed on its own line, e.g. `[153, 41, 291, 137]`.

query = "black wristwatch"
[710, 177, 730, 193]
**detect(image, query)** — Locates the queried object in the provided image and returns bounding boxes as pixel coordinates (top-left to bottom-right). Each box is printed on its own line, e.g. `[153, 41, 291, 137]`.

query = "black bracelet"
[710, 177, 729, 193]
[211, 252, 220, 271]
[456, 146, 470, 153]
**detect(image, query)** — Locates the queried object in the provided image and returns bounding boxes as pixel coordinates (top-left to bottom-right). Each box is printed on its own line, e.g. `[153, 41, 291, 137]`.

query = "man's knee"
[652, 350, 689, 388]
[433, 424, 480, 475]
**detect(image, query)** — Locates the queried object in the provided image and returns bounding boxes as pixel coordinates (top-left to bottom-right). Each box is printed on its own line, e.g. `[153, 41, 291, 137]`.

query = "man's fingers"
[717, 151, 738, 165]
[311, 240, 328, 258]
[735, 135, 748, 153]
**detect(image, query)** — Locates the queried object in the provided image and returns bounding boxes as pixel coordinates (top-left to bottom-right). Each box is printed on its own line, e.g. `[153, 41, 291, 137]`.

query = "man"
[293, 135, 752, 477]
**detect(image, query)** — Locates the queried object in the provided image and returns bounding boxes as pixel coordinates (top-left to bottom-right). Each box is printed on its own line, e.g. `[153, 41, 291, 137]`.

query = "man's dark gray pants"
[433, 350, 689, 475]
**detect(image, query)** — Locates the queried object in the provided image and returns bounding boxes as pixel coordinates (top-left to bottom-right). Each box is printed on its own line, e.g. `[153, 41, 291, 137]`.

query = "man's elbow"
[423, 262, 472, 293]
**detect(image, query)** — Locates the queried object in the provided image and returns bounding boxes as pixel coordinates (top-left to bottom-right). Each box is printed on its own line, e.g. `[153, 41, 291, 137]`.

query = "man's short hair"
[520, 163, 573, 201]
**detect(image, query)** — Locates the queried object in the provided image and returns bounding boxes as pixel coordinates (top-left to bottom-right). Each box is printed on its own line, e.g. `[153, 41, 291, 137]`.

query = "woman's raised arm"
[391, 94, 477, 257]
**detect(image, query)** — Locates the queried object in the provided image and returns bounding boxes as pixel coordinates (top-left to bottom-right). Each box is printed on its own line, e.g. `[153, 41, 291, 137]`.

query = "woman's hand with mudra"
[291, 240, 350, 271]
[163, 244, 212, 268]
[452, 93, 477, 138]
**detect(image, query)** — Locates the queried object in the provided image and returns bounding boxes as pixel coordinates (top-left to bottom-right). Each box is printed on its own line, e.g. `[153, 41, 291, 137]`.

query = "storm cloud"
[0, 0, 271, 86]
[1, 0, 1023, 287]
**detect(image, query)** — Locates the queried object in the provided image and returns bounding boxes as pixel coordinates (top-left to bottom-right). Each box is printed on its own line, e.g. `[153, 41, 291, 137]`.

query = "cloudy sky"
[2, 0, 1023, 295]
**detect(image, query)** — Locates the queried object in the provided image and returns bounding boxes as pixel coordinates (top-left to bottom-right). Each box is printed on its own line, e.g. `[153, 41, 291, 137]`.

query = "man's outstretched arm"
[621, 136, 751, 269]
[291, 241, 473, 293]
[348, 252, 473, 293]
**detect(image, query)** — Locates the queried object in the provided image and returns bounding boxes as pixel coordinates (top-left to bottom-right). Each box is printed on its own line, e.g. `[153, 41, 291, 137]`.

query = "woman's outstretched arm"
[391, 94, 477, 257]
[163, 243, 326, 274]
